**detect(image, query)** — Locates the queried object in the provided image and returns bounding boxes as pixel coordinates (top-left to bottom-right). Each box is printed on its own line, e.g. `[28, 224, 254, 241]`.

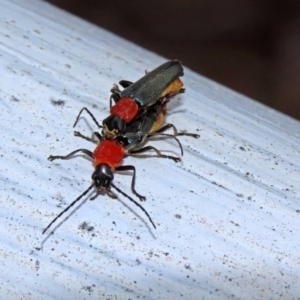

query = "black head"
[102, 115, 126, 139]
[92, 163, 114, 191]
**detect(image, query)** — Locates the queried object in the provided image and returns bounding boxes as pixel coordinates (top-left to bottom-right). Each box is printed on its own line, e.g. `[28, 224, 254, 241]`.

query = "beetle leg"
[119, 80, 133, 88]
[74, 131, 102, 143]
[110, 84, 122, 107]
[48, 149, 93, 161]
[115, 165, 146, 201]
[155, 123, 200, 139]
[128, 146, 181, 163]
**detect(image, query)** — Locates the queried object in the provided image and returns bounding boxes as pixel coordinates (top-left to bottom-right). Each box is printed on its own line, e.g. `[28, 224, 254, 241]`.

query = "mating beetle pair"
[43, 60, 199, 234]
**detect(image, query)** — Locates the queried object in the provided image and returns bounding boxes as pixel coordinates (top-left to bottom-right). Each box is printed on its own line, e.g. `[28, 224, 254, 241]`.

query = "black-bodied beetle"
[74, 60, 185, 139]
[44, 98, 199, 235]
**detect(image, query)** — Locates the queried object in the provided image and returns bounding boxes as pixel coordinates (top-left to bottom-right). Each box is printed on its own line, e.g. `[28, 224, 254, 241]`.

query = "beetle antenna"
[110, 183, 156, 229]
[73, 107, 102, 129]
[43, 183, 95, 234]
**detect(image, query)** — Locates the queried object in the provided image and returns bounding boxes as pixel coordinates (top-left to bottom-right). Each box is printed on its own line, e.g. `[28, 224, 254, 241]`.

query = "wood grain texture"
[0, 0, 299, 299]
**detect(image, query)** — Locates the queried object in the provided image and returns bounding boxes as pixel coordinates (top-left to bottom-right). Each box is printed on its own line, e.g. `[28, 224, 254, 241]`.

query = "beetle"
[43, 99, 199, 235]
[73, 60, 185, 139]
[43, 137, 157, 234]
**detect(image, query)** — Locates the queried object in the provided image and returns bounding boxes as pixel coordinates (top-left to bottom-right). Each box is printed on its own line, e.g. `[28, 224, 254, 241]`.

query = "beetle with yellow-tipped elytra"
[74, 60, 185, 139]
